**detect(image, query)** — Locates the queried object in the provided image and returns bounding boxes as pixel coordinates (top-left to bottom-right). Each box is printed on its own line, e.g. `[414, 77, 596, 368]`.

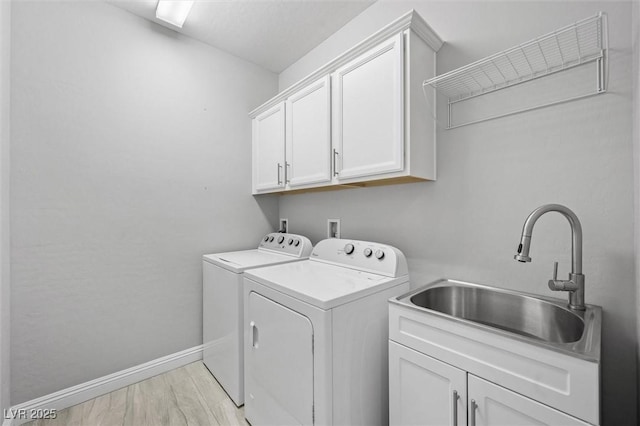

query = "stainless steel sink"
[410, 285, 584, 343]
[394, 279, 601, 360]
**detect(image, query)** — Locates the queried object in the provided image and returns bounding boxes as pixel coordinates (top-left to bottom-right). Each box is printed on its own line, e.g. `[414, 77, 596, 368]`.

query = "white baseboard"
[2, 345, 203, 426]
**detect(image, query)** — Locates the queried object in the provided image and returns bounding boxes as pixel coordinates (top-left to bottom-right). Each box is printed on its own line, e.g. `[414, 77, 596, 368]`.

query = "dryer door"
[246, 292, 314, 425]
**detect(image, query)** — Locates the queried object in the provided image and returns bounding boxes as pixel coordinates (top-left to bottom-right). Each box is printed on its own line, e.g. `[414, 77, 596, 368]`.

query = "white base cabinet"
[468, 375, 590, 426]
[389, 341, 466, 426]
[389, 342, 592, 426]
[250, 11, 442, 195]
[389, 300, 600, 425]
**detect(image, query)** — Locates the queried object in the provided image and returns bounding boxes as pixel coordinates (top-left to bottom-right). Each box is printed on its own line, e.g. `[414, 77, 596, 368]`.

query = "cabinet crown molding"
[249, 9, 443, 118]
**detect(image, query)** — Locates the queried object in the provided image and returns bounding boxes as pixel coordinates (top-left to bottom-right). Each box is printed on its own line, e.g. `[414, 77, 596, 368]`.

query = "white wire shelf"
[424, 12, 607, 129]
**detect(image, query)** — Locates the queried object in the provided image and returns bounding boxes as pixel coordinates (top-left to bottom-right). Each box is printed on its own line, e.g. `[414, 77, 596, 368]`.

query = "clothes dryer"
[203, 232, 312, 406]
[243, 238, 409, 425]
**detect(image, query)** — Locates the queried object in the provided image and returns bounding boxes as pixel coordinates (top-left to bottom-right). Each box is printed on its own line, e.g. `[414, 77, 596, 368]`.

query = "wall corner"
[632, 0, 640, 421]
[0, 0, 11, 413]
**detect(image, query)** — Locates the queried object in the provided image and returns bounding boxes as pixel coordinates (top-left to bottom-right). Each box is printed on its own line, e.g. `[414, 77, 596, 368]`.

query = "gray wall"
[633, 0, 640, 420]
[278, 1, 637, 424]
[0, 0, 11, 413]
[10, 1, 279, 403]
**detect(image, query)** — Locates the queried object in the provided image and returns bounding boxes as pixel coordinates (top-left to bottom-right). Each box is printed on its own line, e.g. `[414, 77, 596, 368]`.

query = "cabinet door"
[389, 341, 466, 426]
[253, 102, 285, 192]
[285, 75, 332, 187]
[333, 33, 404, 180]
[245, 292, 314, 426]
[468, 375, 591, 426]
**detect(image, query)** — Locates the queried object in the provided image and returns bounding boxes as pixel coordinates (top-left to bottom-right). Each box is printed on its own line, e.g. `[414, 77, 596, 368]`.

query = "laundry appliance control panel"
[258, 233, 313, 257]
[310, 238, 408, 278]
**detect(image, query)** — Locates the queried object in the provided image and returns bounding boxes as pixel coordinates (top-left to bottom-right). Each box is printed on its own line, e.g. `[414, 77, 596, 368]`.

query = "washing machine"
[203, 232, 312, 406]
[243, 238, 410, 425]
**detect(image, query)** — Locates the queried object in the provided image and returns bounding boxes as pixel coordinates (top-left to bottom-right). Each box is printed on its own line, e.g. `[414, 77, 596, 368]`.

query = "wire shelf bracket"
[424, 12, 608, 129]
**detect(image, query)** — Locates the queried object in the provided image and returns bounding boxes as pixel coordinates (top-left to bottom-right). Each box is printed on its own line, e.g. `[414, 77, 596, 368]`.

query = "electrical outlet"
[327, 219, 341, 239]
[279, 218, 288, 233]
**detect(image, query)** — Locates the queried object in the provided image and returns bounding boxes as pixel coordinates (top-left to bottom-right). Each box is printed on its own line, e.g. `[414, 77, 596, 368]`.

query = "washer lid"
[203, 249, 306, 273]
[244, 260, 408, 310]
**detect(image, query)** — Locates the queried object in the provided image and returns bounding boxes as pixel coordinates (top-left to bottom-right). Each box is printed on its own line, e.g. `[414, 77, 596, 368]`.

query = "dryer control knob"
[344, 243, 355, 255]
[288, 238, 294, 245]
[269, 236, 274, 242]
[277, 236, 285, 244]
[263, 236, 270, 242]
[294, 240, 300, 247]
[375, 249, 385, 260]
[364, 248, 373, 257]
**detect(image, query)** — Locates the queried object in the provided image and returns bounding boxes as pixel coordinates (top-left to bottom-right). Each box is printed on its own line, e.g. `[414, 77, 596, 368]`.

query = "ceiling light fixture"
[155, 0, 195, 29]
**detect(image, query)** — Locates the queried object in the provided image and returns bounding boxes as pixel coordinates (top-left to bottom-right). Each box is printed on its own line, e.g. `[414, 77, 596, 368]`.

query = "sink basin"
[394, 279, 601, 360]
[410, 285, 584, 343]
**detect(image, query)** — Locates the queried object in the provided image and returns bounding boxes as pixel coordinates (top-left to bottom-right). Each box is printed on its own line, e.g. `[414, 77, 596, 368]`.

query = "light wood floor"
[27, 361, 249, 426]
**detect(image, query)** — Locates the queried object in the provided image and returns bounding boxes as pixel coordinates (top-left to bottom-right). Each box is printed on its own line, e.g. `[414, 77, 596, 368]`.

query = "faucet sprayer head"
[514, 235, 532, 262]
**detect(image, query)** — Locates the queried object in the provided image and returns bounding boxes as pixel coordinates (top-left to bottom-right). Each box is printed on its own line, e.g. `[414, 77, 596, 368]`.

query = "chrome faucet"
[514, 204, 585, 311]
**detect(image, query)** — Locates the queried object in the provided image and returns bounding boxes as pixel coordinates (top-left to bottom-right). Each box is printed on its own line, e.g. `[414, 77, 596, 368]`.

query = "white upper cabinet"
[250, 11, 442, 194]
[333, 33, 404, 181]
[252, 102, 285, 192]
[285, 75, 332, 188]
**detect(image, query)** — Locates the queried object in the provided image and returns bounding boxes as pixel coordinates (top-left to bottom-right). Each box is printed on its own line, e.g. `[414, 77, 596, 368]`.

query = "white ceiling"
[110, 0, 376, 73]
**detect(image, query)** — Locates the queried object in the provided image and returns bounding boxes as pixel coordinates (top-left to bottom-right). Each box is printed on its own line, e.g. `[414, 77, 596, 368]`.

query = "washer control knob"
[294, 240, 300, 247]
[364, 248, 373, 257]
[264, 236, 270, 242]
[288, 238, 294, 245]
[269, 236, 274, 242]
[344, 243, 355, 255]
[375, 249, 385, 260]
[277, 236, 285, 244]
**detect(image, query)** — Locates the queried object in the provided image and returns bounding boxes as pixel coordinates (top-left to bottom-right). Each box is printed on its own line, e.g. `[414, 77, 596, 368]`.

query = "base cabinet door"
[390, 341, 466, 426]
[468, 375, 591, 426]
